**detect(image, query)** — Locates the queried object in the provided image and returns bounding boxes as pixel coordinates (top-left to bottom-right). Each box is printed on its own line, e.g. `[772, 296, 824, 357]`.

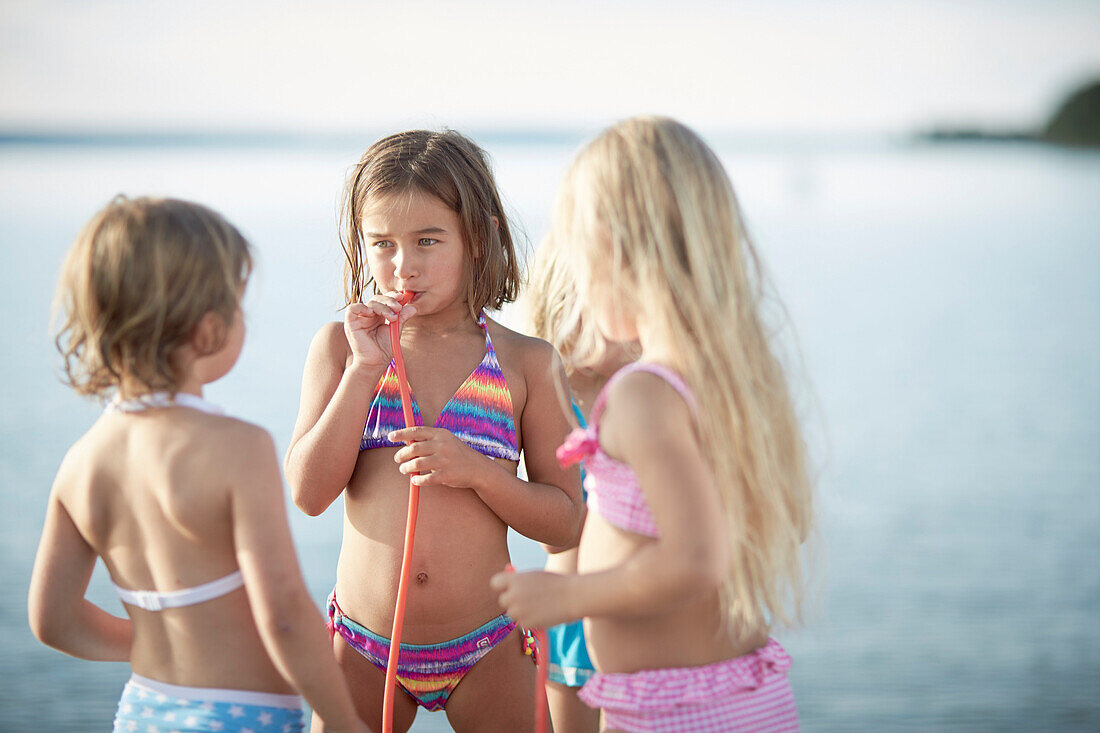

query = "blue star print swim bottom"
[113, 673, 304, 732]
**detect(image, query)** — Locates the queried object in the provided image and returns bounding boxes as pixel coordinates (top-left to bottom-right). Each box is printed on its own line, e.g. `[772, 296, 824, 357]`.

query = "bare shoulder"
[310, 320, 352, 365]
[51, 427, 101, 500]
[195, 417, 282, 504]
[484, 316, 558, 374]
[219, 415, 275, 448]
[208, 416, 277, 465]
[146, 411, 275, 487]
[601, 369, 697, 453]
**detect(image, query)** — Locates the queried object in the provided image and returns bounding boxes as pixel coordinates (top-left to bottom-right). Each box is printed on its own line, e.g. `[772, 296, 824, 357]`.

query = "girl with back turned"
[494, 117, 813, 732]
[524, 232, 636, 733]
[28, 196, 370, 732]
[284, 130, 582, 732]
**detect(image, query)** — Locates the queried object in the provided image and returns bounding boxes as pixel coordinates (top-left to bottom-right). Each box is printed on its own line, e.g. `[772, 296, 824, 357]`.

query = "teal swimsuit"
[546, 402, 596, 687]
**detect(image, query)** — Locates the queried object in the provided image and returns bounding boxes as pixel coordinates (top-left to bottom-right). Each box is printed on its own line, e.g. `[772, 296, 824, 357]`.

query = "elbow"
[545, 503, 583, 549]
[286, 449, 345, 517]
[29, 605, 66, 650]
[547, 520, 580, 550]
[253, 588, 311, 645]
[286, 466, 325, 518]
[292, 485, 328, 517]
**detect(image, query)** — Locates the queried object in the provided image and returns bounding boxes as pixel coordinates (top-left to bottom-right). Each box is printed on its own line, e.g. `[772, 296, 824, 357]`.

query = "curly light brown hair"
[53, 195, 252, 398]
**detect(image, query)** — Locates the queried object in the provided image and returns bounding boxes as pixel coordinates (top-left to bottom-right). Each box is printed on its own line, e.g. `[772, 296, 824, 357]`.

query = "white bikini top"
[112, 571, 245, 612]
[105, 391, 243, 612]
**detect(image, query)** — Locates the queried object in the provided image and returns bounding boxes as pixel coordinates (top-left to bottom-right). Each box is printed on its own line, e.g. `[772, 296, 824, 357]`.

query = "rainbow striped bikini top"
[360, 313, 519, 461]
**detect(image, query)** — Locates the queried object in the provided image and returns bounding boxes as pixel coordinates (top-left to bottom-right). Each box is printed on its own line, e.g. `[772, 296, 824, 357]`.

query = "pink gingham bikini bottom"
[578, 637, 799, 732]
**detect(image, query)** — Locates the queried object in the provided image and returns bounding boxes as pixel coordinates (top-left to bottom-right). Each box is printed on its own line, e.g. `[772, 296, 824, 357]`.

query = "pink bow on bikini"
[556, 428, 599, 468]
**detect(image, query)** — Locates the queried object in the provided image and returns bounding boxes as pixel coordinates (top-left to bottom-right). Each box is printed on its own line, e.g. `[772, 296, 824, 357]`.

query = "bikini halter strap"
[590, 362, 699, 426]
[106, 392, 225, 416]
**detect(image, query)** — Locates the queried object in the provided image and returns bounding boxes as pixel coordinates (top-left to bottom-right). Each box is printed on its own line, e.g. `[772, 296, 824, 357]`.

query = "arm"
[391, 341, 583, 546]
[28, 471, 131, 661]
[541, 503, 587, 555]
[493, 372, 728, 628]
[232, 427, 368, 732]
[284, 321, 380, 516]
[285, 297, 416, 516]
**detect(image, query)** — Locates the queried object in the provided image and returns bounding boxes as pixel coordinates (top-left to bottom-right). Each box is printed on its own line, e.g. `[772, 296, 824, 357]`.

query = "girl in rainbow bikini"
[28, 196, 369, 733]
[285, 130, 583, 732]
[493, 117, 814, 732]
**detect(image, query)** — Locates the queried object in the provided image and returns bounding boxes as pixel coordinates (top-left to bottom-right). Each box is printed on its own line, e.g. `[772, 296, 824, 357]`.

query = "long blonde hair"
[523, 232, 601, 375]
[53, 195, 252, 398]
[549, 116, 812, 633]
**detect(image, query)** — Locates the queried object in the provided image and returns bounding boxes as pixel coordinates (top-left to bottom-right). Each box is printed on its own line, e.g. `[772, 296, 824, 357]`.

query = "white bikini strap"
[112, 570, 244, 612]
[107, 391, 225, 416]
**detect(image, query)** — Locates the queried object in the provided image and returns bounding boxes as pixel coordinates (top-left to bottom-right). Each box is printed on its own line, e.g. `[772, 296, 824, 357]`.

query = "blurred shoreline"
[916, 79, 1100, 148]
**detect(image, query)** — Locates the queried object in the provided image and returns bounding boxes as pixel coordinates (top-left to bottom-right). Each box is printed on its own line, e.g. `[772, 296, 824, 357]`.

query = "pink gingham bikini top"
[556, 362, 698, 538]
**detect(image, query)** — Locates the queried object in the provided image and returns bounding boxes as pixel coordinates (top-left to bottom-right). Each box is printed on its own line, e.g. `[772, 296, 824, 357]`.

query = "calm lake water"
[1, 135, 1097, 731]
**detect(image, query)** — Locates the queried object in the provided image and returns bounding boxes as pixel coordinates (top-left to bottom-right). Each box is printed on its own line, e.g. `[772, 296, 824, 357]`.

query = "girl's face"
[361, 190, 468, 314]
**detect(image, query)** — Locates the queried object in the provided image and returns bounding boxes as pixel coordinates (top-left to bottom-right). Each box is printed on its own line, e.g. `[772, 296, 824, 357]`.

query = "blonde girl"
[493, 117, 812, 732]
[524, 233, 635, 733]
[28, 196, 369, 733]
[285, 130, 582, 732]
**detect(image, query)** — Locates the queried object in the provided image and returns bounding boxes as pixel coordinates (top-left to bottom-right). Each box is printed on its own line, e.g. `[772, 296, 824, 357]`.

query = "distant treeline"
[920, 79, 1100, 147]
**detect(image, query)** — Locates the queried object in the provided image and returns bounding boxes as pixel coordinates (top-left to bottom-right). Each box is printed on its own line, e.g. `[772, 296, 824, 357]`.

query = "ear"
[190, 311, 226, 356]
[476, 216, 500, 262]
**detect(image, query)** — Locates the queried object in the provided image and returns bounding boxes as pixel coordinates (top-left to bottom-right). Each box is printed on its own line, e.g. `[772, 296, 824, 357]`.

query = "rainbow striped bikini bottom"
[327, 592, 530, 711]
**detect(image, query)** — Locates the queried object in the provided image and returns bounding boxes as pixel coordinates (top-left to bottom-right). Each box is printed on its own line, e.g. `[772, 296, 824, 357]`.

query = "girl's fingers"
[398, 457, 434, 475]
[393, 441, 430, 463]
[367, 300, 400, 320]
[388, 426, 434, 444]
[397, 304, 418, 326]
[345, 303, 379, 323]
[372, 292, 405, 312]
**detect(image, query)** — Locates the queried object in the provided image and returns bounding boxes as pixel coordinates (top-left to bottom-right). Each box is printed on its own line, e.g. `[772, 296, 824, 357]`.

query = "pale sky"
[2, 0, 1099, 134]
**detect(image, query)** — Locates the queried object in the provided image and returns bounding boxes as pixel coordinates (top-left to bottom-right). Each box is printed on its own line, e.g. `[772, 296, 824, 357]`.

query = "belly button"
[416, 572, 429, 585]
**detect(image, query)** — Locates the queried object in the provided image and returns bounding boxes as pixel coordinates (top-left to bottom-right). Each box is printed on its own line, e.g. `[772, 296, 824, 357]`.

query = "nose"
[393, 245, 418, 282]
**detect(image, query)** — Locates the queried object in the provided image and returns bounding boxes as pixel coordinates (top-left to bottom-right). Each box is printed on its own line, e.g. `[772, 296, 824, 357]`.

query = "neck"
[173, 377, 205, 399]
[117, 376, 203, 401]
[637, 327, 676, 367]
[402, 299, 480, 338]
[568, 369, 607, 416]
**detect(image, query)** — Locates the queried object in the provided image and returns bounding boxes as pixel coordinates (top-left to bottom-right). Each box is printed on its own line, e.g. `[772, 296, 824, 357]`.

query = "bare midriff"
[333, 446, 520, 642]
[577, 511, 768, 674]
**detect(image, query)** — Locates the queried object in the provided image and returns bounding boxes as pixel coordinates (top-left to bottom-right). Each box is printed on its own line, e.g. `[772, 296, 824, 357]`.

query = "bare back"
[56, 405, 294, 693]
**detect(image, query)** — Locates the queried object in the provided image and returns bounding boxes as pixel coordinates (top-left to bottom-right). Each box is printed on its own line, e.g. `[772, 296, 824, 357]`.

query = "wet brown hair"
[53, 195, 252, 398]
[340, 129, 521, 318]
